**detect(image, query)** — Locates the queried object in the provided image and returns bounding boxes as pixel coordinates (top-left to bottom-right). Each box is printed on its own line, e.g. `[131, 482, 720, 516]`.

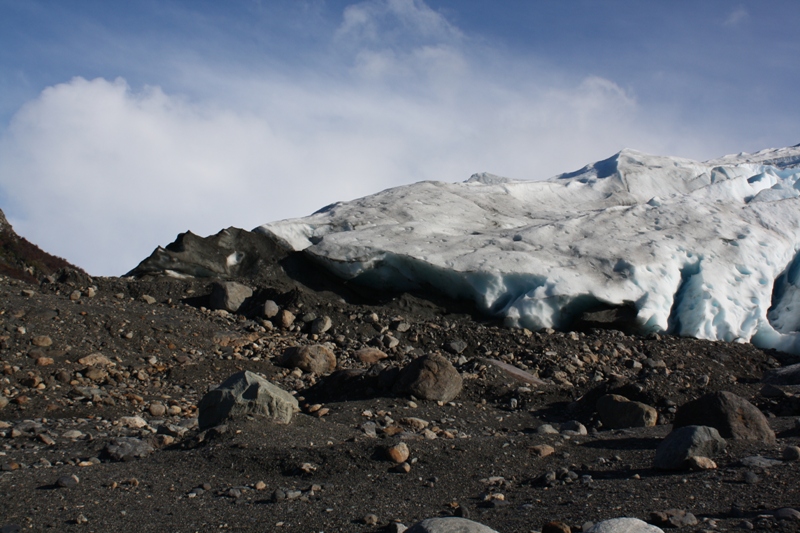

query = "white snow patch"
[258, 146, 800, 354]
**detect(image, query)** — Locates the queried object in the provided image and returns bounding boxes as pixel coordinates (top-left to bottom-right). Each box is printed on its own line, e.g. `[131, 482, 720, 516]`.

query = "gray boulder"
[653, 425, 726, 470]
[763, 362, 800, 385]
[673, 391, 775, 443]
[105, 437, 154, 462]
[209, 281, 253, 313]
[586, 518, 664, 533]
[198, 371, 299, 430]
[394, 353, 463, 403]
[280, 344, 337, 374]
[597, 394, 658, 429]
[407, 517, 499, 533]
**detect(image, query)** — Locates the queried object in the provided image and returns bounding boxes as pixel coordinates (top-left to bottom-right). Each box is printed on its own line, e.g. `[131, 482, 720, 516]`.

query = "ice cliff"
[258, 145, 800, 354]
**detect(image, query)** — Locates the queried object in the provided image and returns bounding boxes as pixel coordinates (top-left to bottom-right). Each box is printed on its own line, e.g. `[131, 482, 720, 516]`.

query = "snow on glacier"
[258, 145, 800, 354]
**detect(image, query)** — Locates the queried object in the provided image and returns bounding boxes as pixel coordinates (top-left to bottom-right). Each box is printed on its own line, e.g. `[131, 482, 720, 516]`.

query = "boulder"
[673, 391, 775, 443]
[653, 425, 726, 470]
[763, 362, 800, 385]
[280, 345, 336, 375]
[105, 437, 154, 462]
[209, 281, 252, 313]
[586, 518, 664, 533]
[407, 517, 499, 533]
[198, 371, 299, 430]
[596, 394, 658, 429]
[394, 353, 463, 403]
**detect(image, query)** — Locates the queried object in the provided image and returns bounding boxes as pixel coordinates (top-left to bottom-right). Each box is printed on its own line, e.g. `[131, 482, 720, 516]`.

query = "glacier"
[258, 145, 800, 354]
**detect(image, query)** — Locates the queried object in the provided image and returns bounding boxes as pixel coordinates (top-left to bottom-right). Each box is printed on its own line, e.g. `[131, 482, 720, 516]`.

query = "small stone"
[75, 514, 88, 525]
[57, 474, 79, 488]
[560, 420, 587, 435]
[445, 339, 468, 354]
[263, 300, 280, 319]
[77, 353, 113, 367]
[62, 430, 84, 439]
[364, 514, 380, 526]
[531, 444, 555, 457]
[355, 347, 388, 364]
[69, 290, 81, 301]
[311, 316, 333, 334]
[543, 521, 571, 533]
[85, 368, 107, 382]
[140, 295, 156, 305]
[31, 335, 53, 347]
[386, 442, 410, 463]
[149, 403, 167, 417]
[742, 471, 760, 484]
[255, 481, 267, 491]
[392, 462, 412, 473]
[278, 310, 296, 329]
[782, 446, 800, 461]
[167, 405, 182, 416]
[537, 424, 559, 434]
[119, 416, 148, 429]
[35, 357, 54, 366]
[686, 456, 717, 470]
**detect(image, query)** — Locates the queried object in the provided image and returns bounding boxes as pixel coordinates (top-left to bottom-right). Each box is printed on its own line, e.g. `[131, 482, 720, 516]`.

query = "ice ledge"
[259, 146, 800, 354]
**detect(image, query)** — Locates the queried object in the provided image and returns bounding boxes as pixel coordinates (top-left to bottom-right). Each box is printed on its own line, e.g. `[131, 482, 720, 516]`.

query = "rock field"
[1, 222, 800, 532]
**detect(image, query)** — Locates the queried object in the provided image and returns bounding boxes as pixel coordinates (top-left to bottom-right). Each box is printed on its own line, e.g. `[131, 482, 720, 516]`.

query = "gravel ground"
[1, 270, 799, 533]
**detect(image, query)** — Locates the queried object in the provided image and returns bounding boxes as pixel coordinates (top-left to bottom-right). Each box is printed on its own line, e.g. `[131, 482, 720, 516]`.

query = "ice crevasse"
[259, 145, 800, 354]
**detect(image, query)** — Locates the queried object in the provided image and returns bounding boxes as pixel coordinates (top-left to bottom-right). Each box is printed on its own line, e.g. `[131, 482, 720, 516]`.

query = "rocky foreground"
[1, 225, 800, 532]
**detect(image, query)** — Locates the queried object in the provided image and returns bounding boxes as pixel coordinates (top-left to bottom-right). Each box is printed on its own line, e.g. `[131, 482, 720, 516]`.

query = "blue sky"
[1, 0, 798, 275]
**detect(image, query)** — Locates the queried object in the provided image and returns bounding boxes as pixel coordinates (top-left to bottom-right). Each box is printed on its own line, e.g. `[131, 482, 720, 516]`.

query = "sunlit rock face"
[260, 145, 800, 354]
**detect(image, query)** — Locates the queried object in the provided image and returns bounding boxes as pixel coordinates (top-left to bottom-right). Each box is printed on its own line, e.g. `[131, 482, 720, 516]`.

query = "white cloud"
[0, 0, 724, 276]
[723, 7, 749, 27]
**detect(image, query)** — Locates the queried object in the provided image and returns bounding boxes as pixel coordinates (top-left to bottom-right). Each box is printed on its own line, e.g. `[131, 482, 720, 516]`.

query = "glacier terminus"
[259, 145, 800, 355]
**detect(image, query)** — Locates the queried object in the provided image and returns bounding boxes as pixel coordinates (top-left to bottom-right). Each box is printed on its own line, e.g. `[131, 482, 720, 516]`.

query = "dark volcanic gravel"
[1, 270, 800, 532]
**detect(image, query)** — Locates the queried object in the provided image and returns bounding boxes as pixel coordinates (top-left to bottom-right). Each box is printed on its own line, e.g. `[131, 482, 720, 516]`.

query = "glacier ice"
[258, 145, 800, 354]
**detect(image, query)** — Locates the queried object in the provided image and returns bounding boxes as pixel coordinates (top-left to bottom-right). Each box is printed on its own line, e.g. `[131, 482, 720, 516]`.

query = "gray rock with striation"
[198, 371, 299, 430]
[653, 425, 726, 470]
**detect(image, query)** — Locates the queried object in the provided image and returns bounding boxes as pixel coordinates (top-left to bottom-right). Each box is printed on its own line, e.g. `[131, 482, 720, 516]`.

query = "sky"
[0, 0, 798, 276]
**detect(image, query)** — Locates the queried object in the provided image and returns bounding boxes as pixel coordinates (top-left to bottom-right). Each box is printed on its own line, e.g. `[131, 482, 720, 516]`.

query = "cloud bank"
[0, 0, 744, 275]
